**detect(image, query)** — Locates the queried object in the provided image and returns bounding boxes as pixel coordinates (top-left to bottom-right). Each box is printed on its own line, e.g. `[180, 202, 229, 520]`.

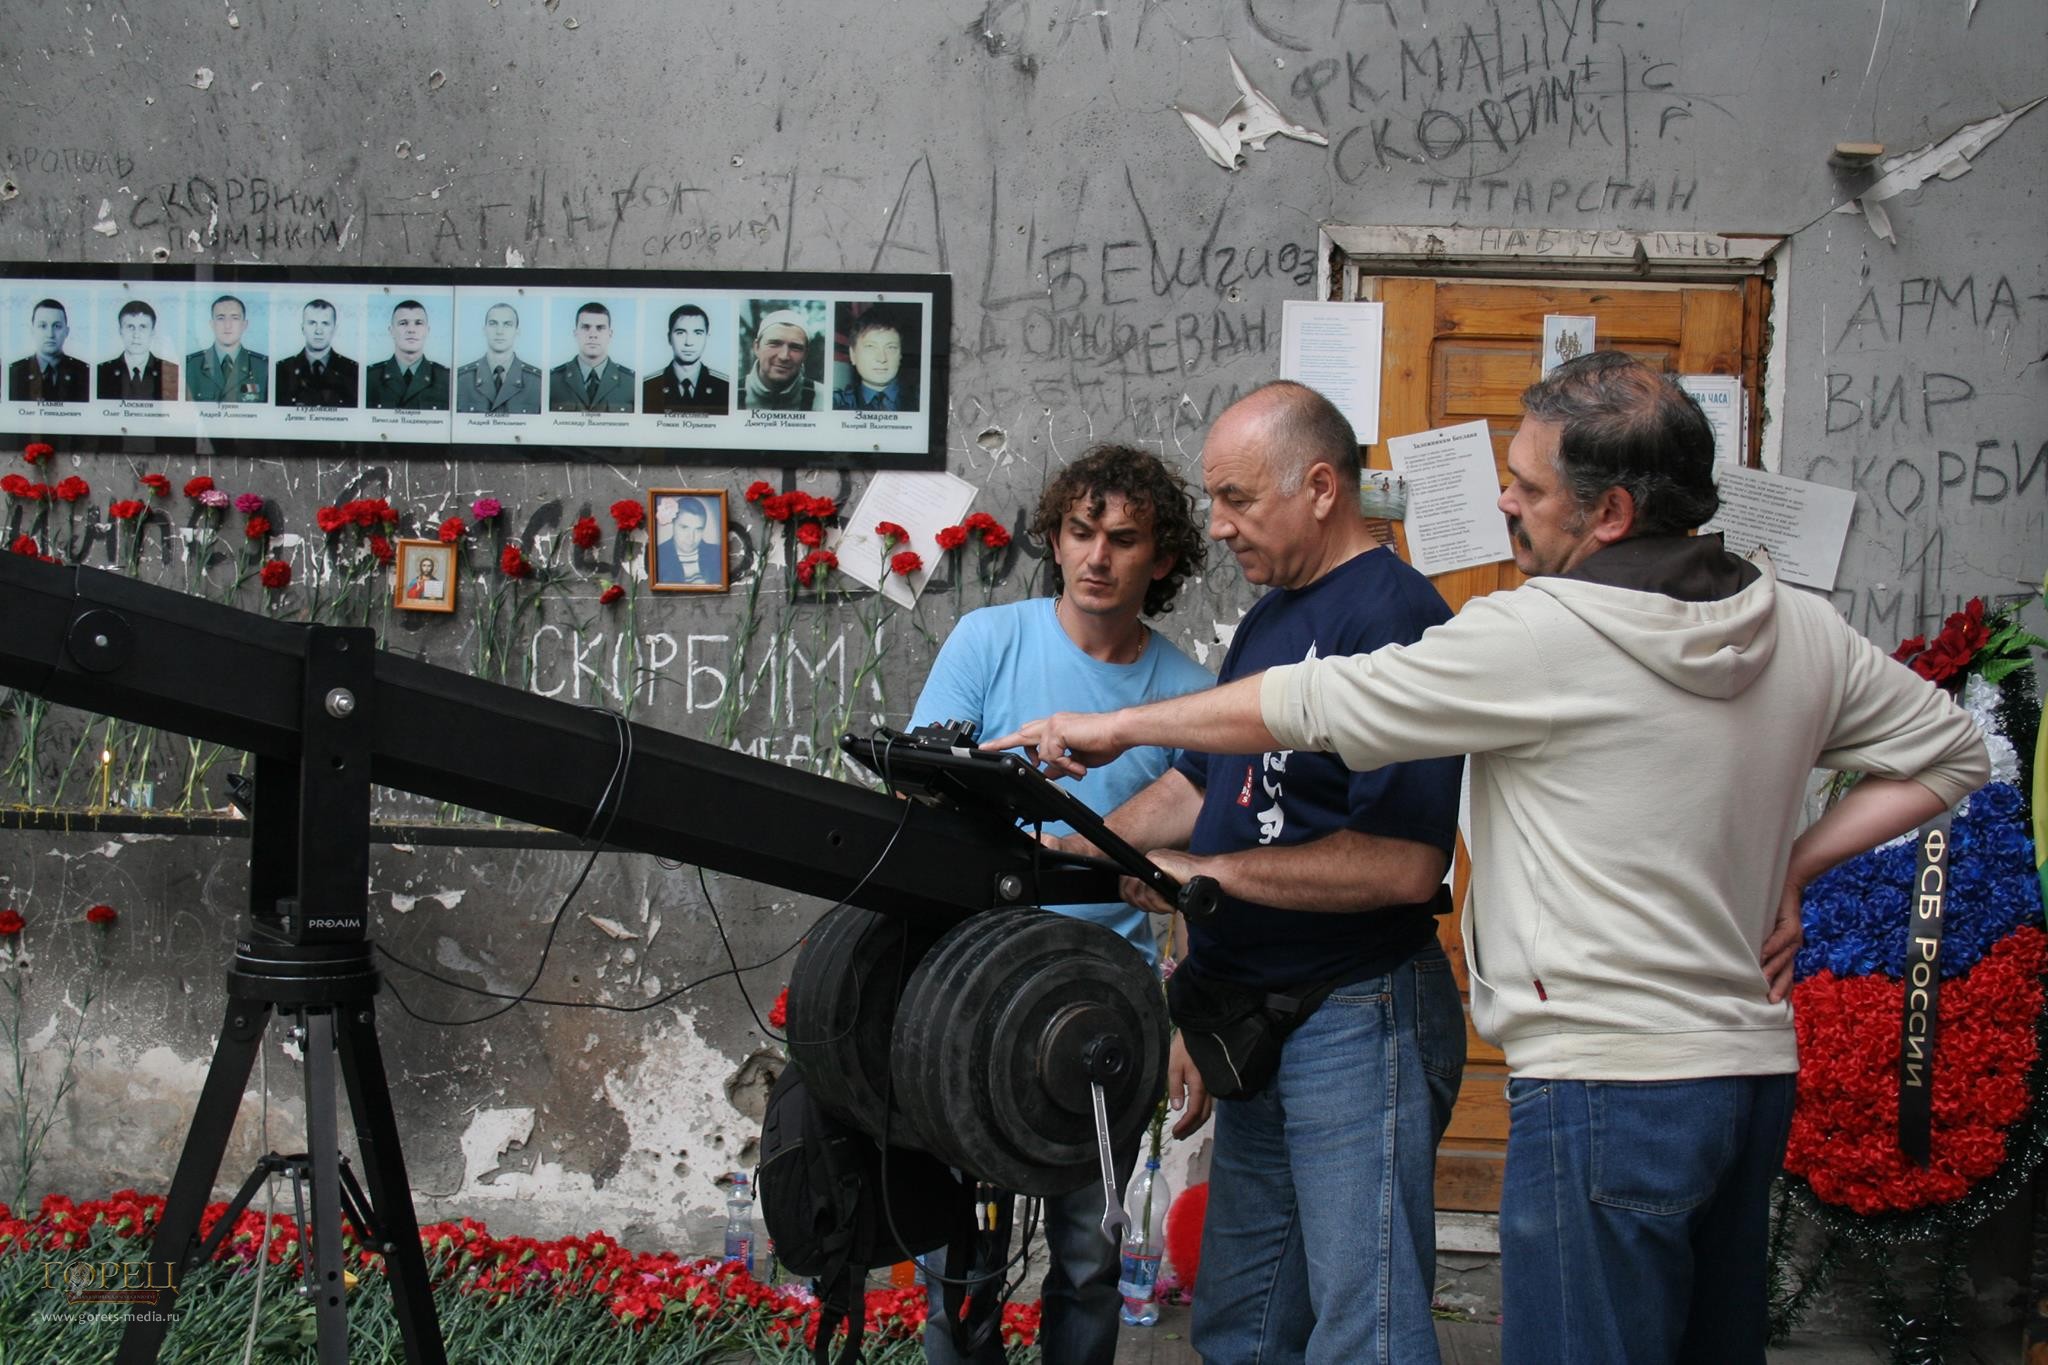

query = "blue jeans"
[1499, 1074, 1796, 1365]
[1190, 944, 1465, 1365]
[923, 1141, 1135, 1365]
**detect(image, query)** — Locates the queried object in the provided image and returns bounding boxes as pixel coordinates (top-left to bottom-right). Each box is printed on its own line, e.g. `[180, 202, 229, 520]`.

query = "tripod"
[117, 629, 447, 1364]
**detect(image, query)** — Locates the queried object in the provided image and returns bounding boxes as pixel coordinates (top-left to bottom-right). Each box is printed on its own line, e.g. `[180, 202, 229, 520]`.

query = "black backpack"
[758, 1067, 973, 1365]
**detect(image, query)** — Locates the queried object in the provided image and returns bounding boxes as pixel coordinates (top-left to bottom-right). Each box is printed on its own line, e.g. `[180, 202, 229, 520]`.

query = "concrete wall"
[0, 0, 2042, 1253]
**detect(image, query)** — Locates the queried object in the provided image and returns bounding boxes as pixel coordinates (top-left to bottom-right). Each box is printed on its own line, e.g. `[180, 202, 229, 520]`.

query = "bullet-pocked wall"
[0, 0, 2042, 1251]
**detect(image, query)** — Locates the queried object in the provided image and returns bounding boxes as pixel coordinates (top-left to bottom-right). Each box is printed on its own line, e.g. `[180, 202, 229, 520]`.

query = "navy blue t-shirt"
[1173, 548, 1463, 990]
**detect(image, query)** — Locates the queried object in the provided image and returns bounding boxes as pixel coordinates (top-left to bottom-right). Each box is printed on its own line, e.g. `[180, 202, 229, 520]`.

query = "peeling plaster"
[1176, 52, 1328, 171]
[1836, 96, 2045, 242]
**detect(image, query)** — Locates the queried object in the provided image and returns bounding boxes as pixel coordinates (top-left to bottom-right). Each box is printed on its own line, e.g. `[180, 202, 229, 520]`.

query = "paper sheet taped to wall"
[1279, 301, 1382, 443]
[1385, 419, 1515, 578]
[1700, 466, 1857, 591]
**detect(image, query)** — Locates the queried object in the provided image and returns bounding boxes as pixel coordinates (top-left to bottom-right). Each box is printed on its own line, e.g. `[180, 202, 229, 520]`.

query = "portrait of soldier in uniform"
[7, 298, 92, 403]
[456, 302, 542, 415]
[185, 294, 270, 404]
[275, 298, 360, 408]
[97, 300, 179, 402]
[547, 301, 635, 413]
[366, 299, 452, 411]
[642, 304, 731, 415]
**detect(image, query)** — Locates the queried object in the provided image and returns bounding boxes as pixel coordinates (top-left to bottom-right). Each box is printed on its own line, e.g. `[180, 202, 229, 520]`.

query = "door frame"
[1316, 225, 1790, 473]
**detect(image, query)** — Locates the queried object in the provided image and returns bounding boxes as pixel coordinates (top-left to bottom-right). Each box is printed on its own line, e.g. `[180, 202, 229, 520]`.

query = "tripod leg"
[116, 997, 269, 1365]
[302, 1008, 350, 1365]
[337, 1000, 448, 1365]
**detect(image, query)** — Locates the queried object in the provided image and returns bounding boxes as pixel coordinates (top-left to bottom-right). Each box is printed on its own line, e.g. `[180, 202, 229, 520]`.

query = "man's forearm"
[1111, 674, 1277, 757]
[1787, 775, 1953, 888]
[1189, 829, 1448, 914]
[1102, 767, 1205, 853]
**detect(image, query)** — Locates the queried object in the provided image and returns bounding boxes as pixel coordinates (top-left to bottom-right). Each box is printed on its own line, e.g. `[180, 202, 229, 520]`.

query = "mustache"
[1507, 516, 1531, 550]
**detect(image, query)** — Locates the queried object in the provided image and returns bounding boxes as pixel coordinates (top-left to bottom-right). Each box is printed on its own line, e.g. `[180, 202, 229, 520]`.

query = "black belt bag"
[1166, 964, 1347, 1102]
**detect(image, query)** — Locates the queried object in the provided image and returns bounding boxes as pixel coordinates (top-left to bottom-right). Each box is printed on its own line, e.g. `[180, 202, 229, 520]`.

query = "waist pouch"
[1167, 964, 1348, 1101]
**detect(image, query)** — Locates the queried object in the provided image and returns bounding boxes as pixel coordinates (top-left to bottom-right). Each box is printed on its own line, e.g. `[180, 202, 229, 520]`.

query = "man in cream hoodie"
[990, 352, 1989, 1364]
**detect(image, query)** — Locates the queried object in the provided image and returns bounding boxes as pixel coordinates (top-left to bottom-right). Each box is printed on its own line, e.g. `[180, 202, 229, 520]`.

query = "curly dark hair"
[1030, 444, 1205, 617]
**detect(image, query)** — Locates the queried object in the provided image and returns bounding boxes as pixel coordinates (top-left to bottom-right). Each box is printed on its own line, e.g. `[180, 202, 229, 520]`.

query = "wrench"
[1091, 1081, 1130, 1246]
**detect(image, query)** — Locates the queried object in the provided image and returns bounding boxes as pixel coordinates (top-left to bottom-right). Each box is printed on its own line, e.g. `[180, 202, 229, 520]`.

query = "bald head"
[1202, 381, 1375, 589]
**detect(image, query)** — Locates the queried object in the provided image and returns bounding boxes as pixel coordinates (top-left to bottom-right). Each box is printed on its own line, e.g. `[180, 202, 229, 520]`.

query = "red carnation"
[608, 499, 644, 532]
[796, 520, 824, 547]
[244, 516, 273, 541]
[744, 480, 775, 504]
[0, 909, 22, 936]
[963, 511, 999, 532]
[875, 520, 908, 547]
[259, 560, 291, 590]
[368, 534, 395, 565]
[888, 549, 923, 578]
[4, 473, 35, 498]
[768, 987, 789, 1031]
[980, 525, 1011, 550]
[24, 483, 47, 503]
[10, 534, 38, 556]
[571, 516, 602, 550]
[347, 498, 382, 528]
[139, 473, 171, 497]
[183, 475, 214, 498]
[599, 583, 625, 606]
[934, 524, 967, 551]
[796, 549, 839, 588]
[761, 493, 796, 523]
[54, 475, 90, 503]
[805, 495, 837, 521]
[22, 443, 54, 466]
[109, 499, 145, 521]
[84, 904, 117, 926]
[315, 505, 347, 535]
[437, 516, 467, 543]
[499, 544, 532, 579]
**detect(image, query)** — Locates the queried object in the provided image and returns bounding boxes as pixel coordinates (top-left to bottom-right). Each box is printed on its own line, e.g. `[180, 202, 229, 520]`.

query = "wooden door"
[1363, 276, 1765, 1213]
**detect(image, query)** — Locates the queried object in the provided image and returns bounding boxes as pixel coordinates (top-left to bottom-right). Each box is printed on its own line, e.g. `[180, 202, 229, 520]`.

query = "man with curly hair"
[911, 443, 1210, 1365]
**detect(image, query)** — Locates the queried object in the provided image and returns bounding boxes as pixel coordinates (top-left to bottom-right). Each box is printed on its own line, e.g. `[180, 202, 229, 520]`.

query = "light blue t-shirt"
[910, 597, 1214, 960]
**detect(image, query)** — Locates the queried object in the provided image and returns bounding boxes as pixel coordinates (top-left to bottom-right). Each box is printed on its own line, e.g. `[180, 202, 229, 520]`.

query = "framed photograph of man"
[546, 296, 639, 414]
[393, 538, 458, 614]
[7, 289, 95, 404]
[647, 489, 729, 593]
[98, 291, 185, 403]
[185, 290, 271, 404]
[736, 299, 829, 413]
[833, 301, 923, 413]
[642, 299, 733, 415]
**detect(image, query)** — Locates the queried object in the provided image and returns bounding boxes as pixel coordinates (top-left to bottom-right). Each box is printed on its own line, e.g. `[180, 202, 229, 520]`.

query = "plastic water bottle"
[1117, 1157, 1169, 1326]
[723, 1173, 755, 1276]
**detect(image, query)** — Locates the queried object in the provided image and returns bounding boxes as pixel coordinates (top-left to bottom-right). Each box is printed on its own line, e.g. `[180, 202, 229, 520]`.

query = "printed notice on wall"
[1699, 466, 1857, 591]
[1279, 301, 1382, 443]
[1385, 419, 1514, 578]
[833, 470, 979, 608]
[1678, 375, 1745, 466]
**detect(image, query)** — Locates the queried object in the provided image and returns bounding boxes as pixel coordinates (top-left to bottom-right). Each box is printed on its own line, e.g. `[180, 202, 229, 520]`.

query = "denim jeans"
[1189, 944, 1465, 1365]
[922, 1140, 1135, 1365]
[1499, 1073, 1796, 1365]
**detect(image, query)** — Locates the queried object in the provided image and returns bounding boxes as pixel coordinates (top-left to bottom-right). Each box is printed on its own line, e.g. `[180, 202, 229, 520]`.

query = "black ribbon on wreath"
[1898, 813, 1954, 1167]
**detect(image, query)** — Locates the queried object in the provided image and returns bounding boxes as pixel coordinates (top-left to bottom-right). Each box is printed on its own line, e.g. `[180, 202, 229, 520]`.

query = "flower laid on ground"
[242, 515, 272, 541]
[610, 498, 644, 532]
[438, 515, 467, 543]
[197, 489, 229, 511]
[934, 525, 967, 552]
[22, 443, 53, 466]
[108, 500, 144, 521]
[888, 549, 922, 578]
[875, 520, 908, 549]
[745, 480, 775, 504]
[233, 493, 265, 516]
[182, 475, 214, 499]
[571, 515, 602, 550]
[499, 544, 533, 579]
[259, 560, 291, 590]
[84, 905, 116, 927]
[599, 583, 625, 606]
[472, 496, 503, 522]
[796, 521, 824, 547]
[53, 476, 88, 503]
[139, 473, 170, 498]
[0, 910, 20, 937]
[1, 475, 43, 501]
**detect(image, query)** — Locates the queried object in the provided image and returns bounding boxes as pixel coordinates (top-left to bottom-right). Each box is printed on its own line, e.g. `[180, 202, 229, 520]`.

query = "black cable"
[378, 722, 923, 1026]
